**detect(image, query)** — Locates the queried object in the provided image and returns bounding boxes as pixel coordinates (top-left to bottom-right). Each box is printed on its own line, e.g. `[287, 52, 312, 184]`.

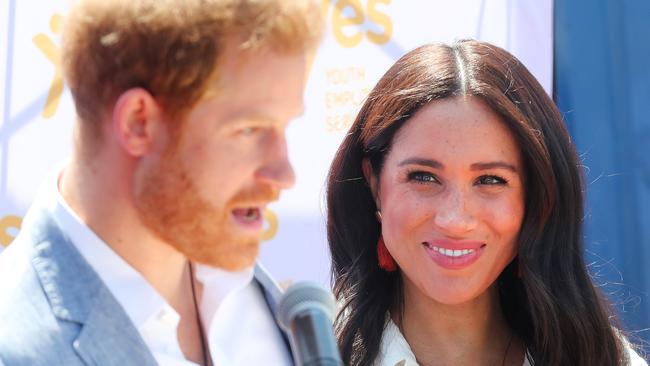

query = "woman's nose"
[433, 187, 478, 236]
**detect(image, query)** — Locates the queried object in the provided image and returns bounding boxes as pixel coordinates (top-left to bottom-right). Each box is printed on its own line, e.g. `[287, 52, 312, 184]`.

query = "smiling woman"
[326, 40, 647, 366]
[367, 97, 525, 308]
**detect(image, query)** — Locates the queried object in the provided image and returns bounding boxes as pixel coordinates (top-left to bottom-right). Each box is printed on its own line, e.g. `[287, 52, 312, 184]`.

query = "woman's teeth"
[431, 246, 475, 257]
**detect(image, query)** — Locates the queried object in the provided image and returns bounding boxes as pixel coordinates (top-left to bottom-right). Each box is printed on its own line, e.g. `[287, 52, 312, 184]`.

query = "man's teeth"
[431, 246, 475, 257]
[243, 208, 259, 220]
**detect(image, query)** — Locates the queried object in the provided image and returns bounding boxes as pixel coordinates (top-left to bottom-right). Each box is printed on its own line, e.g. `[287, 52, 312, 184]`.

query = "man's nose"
[255, 134, 296, 190]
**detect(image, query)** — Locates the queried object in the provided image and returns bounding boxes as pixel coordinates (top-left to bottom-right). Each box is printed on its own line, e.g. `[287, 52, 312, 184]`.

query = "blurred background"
[554, 0, 650, 351]
[0, 0, 648, 351]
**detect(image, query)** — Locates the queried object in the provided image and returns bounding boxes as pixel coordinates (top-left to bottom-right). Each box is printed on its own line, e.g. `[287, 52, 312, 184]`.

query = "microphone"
[277, 282, 343, 366]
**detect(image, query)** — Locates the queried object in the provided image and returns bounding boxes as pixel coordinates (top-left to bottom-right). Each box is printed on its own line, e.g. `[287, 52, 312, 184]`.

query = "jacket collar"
[24, 195, 156, 366]
[254, 263, 294, 363]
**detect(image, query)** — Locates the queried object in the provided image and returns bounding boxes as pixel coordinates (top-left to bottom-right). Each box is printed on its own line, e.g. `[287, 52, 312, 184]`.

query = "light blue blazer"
[0, 196, 293, 365]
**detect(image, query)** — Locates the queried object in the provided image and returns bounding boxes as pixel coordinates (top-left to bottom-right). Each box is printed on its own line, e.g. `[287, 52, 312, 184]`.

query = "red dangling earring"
[377, 235, 397, 272]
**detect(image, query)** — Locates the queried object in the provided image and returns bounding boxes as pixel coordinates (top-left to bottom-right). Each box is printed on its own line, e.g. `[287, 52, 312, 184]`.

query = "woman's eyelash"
[406, 171, 438, 183]
[405, 172, 509, 186]
[476, 175, 508, 185]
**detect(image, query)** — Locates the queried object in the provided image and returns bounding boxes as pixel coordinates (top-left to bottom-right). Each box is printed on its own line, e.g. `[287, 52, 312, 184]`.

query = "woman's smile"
[371, 96, 525, 305]
[422, 239, 486, 270]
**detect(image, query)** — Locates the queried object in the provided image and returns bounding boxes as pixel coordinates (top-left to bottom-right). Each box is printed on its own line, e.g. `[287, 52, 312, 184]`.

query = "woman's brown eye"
[407, 171, 438, 184]
[477, 175, 507, 185]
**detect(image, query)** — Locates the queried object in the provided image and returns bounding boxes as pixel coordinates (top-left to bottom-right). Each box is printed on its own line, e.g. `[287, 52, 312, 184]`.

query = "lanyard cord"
[189, 262, 212, 366]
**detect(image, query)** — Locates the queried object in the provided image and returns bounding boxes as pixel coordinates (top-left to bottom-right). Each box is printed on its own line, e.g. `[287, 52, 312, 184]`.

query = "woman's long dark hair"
[326, 40, 628, 365]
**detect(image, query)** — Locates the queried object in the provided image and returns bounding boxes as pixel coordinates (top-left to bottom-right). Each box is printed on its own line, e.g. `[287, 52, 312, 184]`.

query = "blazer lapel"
[26, 202, 157, 366]
[73, 288, 157, 366]
[254, 263, 294, 364]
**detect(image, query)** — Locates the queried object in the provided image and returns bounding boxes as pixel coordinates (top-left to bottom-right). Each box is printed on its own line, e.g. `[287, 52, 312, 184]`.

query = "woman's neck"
[396, 282, 524, 366]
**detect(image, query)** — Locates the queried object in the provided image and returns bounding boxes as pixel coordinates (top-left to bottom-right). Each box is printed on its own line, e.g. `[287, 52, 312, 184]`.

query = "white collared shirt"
[47, 168, 292, 365]
[376, 318, 647, 366]
[376, 319, 532, 366]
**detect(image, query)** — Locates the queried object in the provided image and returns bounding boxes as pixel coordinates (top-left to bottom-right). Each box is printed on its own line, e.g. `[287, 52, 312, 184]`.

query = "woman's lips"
[422, 240, 486, 270]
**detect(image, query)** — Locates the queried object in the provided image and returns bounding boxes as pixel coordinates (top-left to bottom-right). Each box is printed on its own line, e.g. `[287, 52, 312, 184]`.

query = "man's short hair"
[61, 0, 322, 139]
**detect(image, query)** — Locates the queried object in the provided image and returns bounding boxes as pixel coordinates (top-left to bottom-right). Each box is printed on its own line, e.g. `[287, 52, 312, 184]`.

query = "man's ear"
[362, 158, 380, 210]
[112, 88, 166, 157]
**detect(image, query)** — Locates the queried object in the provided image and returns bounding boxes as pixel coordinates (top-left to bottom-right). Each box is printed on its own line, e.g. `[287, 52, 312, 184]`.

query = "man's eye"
[407, 171, 439, 184]
[476, 175, 507, 185]
[240, 127, 259, 136]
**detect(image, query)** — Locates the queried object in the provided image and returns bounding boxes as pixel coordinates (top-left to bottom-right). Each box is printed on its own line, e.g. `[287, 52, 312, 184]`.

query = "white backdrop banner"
[0, 0, 553, 286]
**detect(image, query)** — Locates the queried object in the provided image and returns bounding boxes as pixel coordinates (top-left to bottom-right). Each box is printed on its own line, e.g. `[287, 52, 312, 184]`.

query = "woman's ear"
[362, 158, 380, 210]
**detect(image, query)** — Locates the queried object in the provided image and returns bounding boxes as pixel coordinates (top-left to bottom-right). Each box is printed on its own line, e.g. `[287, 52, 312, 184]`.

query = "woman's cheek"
[481, 198, 523, 245]
[383, 191, 431, 244]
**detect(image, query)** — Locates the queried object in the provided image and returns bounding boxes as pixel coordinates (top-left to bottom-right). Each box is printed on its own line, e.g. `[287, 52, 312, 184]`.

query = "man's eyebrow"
[228, 112, 278, 125]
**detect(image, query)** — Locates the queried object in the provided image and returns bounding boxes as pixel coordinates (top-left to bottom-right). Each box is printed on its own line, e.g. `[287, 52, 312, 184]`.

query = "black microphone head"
[277, 282, 342, 366]
[277, 281, 336, 331]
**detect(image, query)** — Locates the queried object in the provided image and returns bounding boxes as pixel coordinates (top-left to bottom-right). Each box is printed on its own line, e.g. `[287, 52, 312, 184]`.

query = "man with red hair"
[0, 1, 322, 365]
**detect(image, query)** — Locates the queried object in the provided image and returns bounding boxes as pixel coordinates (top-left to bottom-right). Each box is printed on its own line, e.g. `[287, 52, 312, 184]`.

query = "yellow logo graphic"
[322, 0, 393, 48]
[261, 208, 279, 242]
[33, 14, 65, 119]
[0, 215, 22, 247]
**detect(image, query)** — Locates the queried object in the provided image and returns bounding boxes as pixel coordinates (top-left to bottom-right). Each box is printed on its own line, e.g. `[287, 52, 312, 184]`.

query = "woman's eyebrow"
[397, 158, 518, 173]
[397, 157, 444, 169]
[470, 161, 518, 172]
